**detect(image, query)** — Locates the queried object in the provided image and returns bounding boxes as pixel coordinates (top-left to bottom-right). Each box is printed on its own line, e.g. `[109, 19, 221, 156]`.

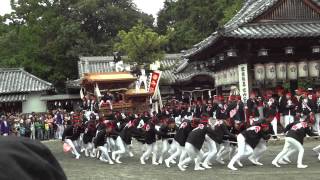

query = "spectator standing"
[35, 119, 44, 140]
[0, 115, 10, 136]
[54, 110, 64, 140]
[30, 117, 36, 139]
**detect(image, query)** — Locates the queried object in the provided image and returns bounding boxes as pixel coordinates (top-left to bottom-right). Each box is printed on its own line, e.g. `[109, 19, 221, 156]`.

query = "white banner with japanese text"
[238, 64, 249, 104]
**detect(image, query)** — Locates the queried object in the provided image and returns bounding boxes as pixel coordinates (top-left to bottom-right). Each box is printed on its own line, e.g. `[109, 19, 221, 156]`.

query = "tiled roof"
[0, 94, 27, 102]
[225, 22, 320, 38]
[161, 70, 215, 85]
[78, 54, 183, 77]
[0, 68, 53, 94]
[68, 54, 184, 88]
[78, 57, 114, 78]
[184, 0, 320, 58]
[40, 94, 80, 101]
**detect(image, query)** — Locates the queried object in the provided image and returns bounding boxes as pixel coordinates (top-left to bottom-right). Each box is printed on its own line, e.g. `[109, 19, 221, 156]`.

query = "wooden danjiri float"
[81, 71, 155, 117]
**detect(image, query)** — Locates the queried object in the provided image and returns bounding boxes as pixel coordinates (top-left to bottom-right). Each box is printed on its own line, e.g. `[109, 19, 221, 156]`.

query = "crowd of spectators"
[0, 109, 72, 140]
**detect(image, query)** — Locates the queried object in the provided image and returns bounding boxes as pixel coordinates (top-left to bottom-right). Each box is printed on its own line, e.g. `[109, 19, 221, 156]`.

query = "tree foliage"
[0, 0, 244, 91]
[0, 0, 153, 90]
[157, 0, 243, 53]
[114, 22, 168, 65]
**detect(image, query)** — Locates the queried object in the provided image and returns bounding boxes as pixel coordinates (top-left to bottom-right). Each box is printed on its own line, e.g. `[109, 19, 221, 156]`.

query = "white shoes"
[115, 156, 122, 164]
[84, 150, 89, 157]
[236, 160, 243, 167]
[283, 157, 292, 163]
[278, 159, 288, 165]
[227, 164, 238, 171]
[129, 152, 134, 157]
[140, 157, 146, 165]
[75, 153, 81, 160]
[164, 159, 171, 168]
[297, 164, 308, 169]
[178, 164, 186, 171]
[202, 162, 212, 169]
[99, 157, 114, 165]
[216, 158, 225, 165]
[248, 157, 263, 166]
[194, 166, 205, 171]
[111, 152, 116, 160]
[272, 161, 281, 168]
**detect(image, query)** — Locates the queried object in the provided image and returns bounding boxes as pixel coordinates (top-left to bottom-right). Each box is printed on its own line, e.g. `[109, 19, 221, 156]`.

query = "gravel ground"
[44, 140, 320, 180]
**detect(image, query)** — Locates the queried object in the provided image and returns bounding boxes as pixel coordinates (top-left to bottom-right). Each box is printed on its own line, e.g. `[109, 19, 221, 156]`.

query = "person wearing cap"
[178, 116, 215, 171]
[62, 123, 82, 159]
[298, 92, 316, 123]
[227, 123, 271, 171]
[82, 119, 97, 157]
[228, 120, 246, 160]
[0, 115, 10, 136]
[215, 96, 228, 121]
[54, 110, 64, 140]
[203, 118, 236, 168]
[272, 119, 318, 168]
[276, 89, 287, 131]
[263, 97, 278, 135]
[247, 119, 274, 166]
[314, 89, 320, 135]
[226, 95, 240, 121]
[157, 118, 177, 164]
[108, 121, 129, 164]
[139, 117, 159, 165]
[117, 119, 141, 160]
[93, 122, 115, 164]
[283, 92, 297, 128]
[247, 92, 260, 125]
[295, 88, 304, 102]
[164, 118, 194, 168]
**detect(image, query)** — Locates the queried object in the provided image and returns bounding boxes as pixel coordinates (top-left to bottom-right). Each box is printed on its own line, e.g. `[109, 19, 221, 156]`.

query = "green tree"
[157, 0, 243, 53]
[0, 0, 154, 91]
[114, 22, 168, 65]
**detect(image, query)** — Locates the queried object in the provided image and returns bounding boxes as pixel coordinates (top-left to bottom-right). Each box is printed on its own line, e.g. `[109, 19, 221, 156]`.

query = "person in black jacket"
[313, 90, 320, 134]
[272, 120, 318, 168]
[247, 92, 260, 121]
[178, 117, 215, 171]
[227, 123, 271, 171]
[93, 122, 114, 164]
[283, 93, 297, 128]
[264, 97, 278, 135]
[118, 119, 142, 158]
[158, 118, 177, 164]
[140, 119, 159, 165]
[82, 120, 97, 157]
[62, 124, 82, 159]
[164, 118, 195, 168]
[203, 119, 236, 169]
[215, 96, 227, 120]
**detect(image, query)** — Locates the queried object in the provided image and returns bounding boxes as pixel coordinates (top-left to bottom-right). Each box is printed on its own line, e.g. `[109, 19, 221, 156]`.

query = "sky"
[0, 0, 165, 18]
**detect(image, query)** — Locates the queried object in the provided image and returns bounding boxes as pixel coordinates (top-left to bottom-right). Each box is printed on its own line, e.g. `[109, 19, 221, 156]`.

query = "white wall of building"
[22, 93, 47, 113]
